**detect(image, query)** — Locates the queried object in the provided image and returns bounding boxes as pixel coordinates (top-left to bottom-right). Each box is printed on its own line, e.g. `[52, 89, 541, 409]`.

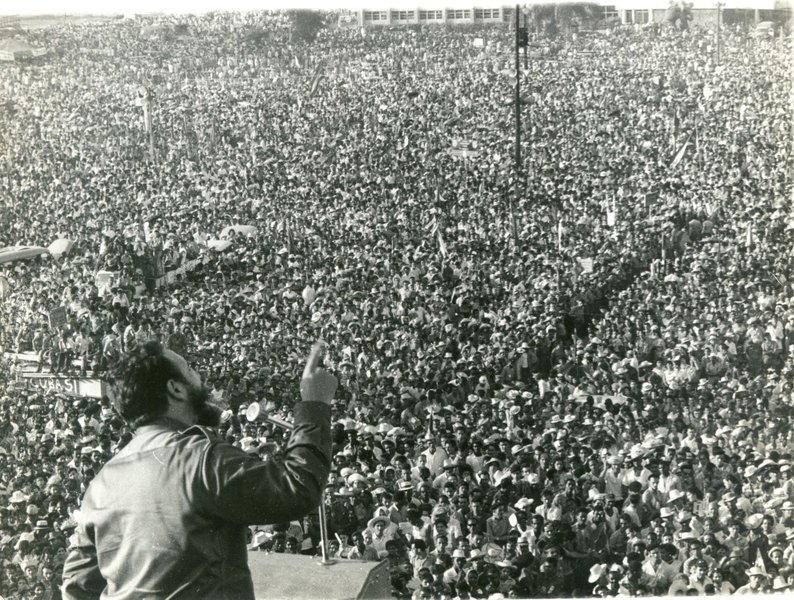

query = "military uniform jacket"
[62, 402, 331, 600]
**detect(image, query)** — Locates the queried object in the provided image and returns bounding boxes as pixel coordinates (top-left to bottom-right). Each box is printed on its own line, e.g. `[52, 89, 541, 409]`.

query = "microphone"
[245, 402, 294, 431]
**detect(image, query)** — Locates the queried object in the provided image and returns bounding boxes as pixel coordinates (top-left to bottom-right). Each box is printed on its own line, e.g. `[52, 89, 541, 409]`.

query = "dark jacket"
[62, 402, 331, 600]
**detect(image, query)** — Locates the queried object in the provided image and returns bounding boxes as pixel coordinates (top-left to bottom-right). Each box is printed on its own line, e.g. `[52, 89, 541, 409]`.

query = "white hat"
[367, 516, 390, 531]
[666, 489, 685, 503]
[514, 497, 533, 511]
[9, 491, 28, 504]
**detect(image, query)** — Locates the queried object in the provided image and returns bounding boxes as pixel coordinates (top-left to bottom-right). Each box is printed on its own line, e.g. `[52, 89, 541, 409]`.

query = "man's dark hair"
[113, 340, 183, 427]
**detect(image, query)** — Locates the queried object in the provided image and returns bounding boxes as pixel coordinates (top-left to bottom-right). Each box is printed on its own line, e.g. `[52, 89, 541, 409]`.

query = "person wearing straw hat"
[367, 515, 394, 558]
[771, 575, 791, 593]
[63, 341, 335, 600]
[783, 528, 794, 567]
[734, 566, 771, 594]
[347, 529, 380, 561]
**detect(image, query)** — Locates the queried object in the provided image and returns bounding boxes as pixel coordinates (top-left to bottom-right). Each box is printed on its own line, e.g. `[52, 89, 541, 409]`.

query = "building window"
[391, 10, 414, 21]
[447, 9, 471, 20]
[363, 11, 387, 22]
[633, 9, 649, 24]
[475, 8, 500, 20]
[602, 5, 618, 21]
[419, 10, 442, 20]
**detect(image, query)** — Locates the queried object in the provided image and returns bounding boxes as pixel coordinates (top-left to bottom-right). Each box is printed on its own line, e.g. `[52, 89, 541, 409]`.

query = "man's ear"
[166, 379, 188, 402]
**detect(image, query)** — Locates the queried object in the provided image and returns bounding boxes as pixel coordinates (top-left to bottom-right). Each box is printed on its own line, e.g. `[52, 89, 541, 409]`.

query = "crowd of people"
[0, 10, 792, 599]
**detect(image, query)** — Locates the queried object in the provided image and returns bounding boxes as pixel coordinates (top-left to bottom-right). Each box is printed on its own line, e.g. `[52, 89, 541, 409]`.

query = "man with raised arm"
[63, 340, 335, 599]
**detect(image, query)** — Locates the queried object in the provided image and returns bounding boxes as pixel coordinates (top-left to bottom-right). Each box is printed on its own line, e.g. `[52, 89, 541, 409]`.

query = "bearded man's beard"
[188, 384, 222, 427]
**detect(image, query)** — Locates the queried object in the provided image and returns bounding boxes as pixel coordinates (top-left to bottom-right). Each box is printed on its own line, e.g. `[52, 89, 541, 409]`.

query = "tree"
[525, 4, 557, 38]
[245, 26, 271, 48]
[666, 1, 694, 30]
[554, 2, 599, 32]
[524, 3, 600, 38]
[287, 10, 326, 44]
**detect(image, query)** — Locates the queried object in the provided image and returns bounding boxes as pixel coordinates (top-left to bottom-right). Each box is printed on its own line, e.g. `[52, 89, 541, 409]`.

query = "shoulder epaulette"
[180, 425, 218, 442]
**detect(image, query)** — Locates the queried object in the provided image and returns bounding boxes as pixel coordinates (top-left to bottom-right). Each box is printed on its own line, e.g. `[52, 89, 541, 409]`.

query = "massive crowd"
[0, 10, 793, 599]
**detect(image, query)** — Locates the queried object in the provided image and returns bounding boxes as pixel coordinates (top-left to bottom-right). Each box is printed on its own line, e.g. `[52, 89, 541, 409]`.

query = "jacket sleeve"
[197, 401, 332, 524]
[61, 520, 106, 600]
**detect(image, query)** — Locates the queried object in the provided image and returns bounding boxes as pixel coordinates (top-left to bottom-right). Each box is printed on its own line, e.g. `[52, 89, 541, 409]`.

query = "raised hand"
[299, 341, 338, 404]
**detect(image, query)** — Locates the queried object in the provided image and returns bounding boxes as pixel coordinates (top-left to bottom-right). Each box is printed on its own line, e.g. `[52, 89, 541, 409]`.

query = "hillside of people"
[0, 10, 792, 599]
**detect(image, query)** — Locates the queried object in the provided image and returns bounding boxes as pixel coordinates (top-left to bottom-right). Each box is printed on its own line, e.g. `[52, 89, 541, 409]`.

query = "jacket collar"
[135, 416, 190, 435]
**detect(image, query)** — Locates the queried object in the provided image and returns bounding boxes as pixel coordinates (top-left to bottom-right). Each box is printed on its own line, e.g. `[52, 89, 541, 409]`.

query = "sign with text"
[448, 139, 480, 160]
[578, 258, 594, 273]
[644, 189, 660, 205]
[17, 372, 106, 399]
[49, 306, 67, 328]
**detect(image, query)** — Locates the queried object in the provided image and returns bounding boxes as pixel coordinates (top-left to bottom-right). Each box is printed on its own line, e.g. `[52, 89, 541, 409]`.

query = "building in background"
[611, 0, 791, 26]
[354, 1, 791, 29]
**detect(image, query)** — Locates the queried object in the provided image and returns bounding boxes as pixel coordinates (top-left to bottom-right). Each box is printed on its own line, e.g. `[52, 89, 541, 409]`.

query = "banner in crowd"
[578, 258, 594, 274]
[5, 352, 41, 364]
[16, 372, 107, 399]
[0, 275, 9, 298]
[220, 225, 257, 238]
[448, 140, 480, 160]
[79, 47, 115, 56]
[154, 257, 206, 288]
[644, 189, 660, 207]
[669, 133, 692, 169]
[207, 239, 232, 251]
[0, 245, 48, 264]
[49, 306, 68, 328]
[308, 66, 323, 97]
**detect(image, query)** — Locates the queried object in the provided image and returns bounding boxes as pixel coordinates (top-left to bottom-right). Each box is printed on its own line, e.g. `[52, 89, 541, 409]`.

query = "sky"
[1, 0, 498, 16]
[0, 0, 782, 16]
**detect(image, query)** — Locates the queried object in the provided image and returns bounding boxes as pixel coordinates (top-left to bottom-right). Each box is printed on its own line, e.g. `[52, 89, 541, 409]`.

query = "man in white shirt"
[421, 436, 448, 478]
[641, 545, 678, 595]
[657, 459, 682, 501]
[604, 456, 624, 499]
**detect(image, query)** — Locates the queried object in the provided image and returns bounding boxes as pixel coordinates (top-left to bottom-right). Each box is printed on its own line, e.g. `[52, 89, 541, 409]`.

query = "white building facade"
[355, 1, 791, 28]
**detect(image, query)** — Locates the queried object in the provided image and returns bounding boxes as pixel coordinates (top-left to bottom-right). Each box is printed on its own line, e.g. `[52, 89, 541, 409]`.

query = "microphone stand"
[252, 409, 336, 566]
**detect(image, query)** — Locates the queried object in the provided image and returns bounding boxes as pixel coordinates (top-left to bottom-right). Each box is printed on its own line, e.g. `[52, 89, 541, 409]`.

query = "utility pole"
[137, 85, 155, 161]
[512, 3, 524, 249]
[716, 1, 724, 66]
[514, 4, 521, 178]
[523, 7, 528, 69]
